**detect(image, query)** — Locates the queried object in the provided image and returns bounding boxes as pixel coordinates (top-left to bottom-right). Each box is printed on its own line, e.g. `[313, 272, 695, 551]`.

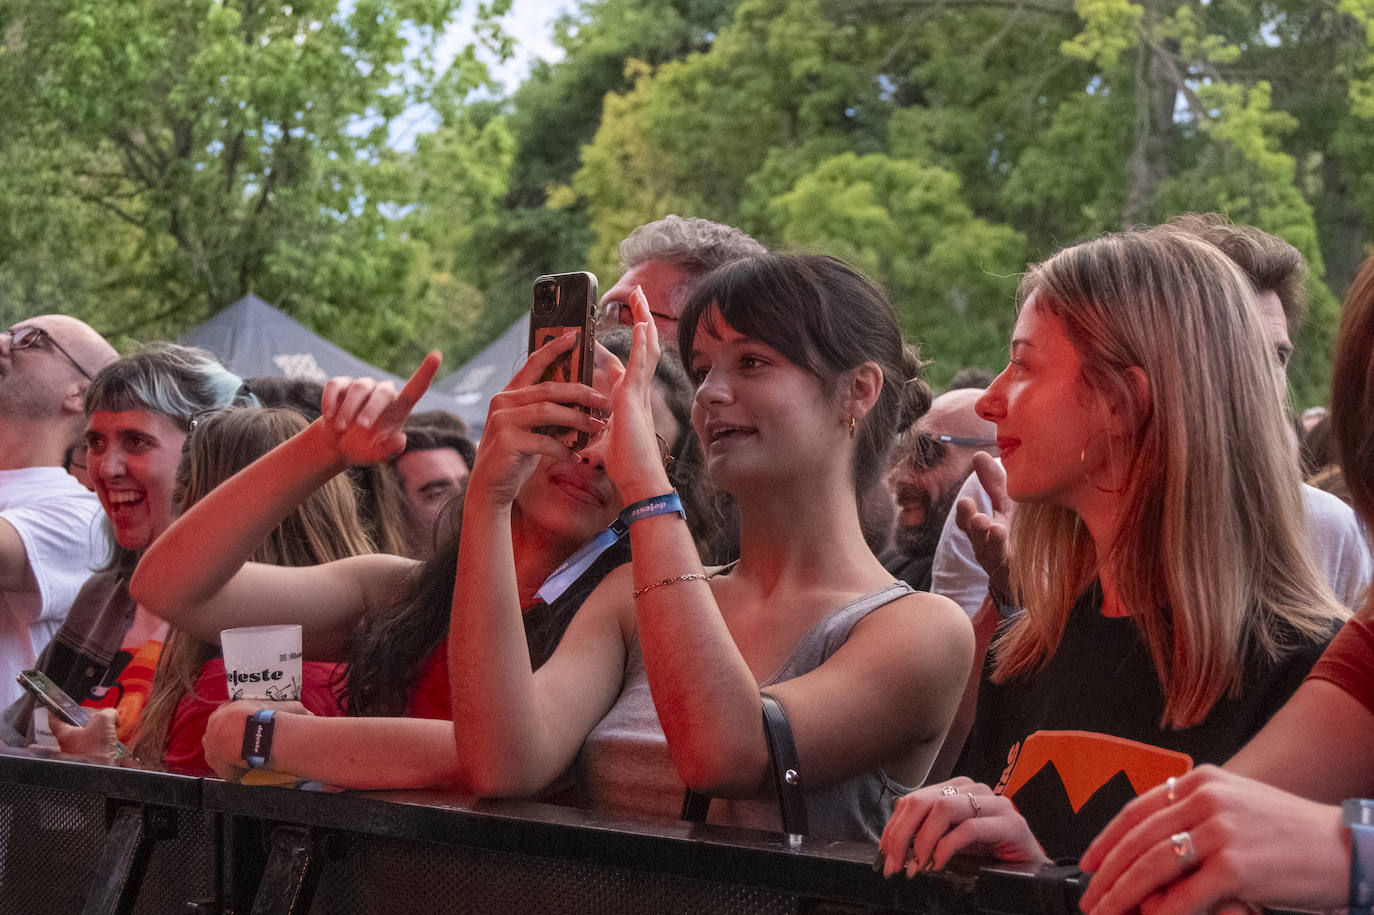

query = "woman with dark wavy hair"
[446, 255, 972, 841]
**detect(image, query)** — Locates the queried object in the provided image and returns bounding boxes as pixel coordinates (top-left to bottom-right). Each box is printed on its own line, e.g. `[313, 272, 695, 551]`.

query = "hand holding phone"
[17, 669, 130, 758]
[529, 271, 598, 450]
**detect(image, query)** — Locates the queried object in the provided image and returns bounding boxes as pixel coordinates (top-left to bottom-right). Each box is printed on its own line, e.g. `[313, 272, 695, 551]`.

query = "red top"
[164, 645, 450, 776]
[404, 644, 450, 720]
[1307, 608, 1374, 716]
[165, 658, 347, 776]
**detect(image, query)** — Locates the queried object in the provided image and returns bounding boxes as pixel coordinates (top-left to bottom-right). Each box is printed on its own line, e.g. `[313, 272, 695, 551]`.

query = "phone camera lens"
[535, 283, 558, 315]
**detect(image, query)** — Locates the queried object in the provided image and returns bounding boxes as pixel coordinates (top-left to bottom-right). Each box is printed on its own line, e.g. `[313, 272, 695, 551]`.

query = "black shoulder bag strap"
[679, 692, 808, 838]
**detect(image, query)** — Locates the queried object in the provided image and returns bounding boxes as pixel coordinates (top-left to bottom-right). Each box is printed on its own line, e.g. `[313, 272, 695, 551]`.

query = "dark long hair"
[678, 253, 931, 499]
[345, 521, 461, 717]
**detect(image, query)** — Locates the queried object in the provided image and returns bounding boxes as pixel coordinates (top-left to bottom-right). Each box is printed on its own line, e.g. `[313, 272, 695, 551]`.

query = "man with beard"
[880, 388, 996, 591]
[0, 316, 117, 704]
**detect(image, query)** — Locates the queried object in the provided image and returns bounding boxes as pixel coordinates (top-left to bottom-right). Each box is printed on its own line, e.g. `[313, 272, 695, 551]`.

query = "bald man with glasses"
[0, 315, 118, 706]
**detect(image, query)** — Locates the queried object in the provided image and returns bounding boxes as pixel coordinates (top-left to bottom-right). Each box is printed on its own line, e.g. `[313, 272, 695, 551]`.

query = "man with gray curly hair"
[600, 215, 766, 342]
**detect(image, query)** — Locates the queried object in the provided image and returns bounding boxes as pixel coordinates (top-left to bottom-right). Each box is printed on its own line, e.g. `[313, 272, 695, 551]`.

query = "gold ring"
[966, 793, 982, 817]
[1166, 776, 1178, 804]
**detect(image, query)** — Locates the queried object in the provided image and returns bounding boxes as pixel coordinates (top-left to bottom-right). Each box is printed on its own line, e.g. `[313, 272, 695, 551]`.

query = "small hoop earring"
[1080, 432, 1126, 494]
[848, 416, 856, 439]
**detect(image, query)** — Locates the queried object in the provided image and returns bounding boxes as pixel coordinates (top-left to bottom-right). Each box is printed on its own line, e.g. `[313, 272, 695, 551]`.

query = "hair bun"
[896, 343, 932, 430]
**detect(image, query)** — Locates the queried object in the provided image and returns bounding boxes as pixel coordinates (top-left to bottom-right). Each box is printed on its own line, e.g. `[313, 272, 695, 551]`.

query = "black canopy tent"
[430, 313, 530, 437]
[180, 294, 470, 421]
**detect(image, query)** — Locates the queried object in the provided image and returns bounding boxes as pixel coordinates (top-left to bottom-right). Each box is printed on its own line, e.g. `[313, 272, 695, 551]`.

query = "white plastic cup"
[220, 624, 303, 701]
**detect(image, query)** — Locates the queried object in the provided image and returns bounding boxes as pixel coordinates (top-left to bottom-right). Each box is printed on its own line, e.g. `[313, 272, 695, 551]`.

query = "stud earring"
[848, 416, 856, 439]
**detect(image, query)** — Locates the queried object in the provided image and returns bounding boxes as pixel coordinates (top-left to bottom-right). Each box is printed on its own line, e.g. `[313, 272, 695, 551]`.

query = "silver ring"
[1170, 830, 1197, 867]
[1165, 776, 1178, 804]
[966, 793, 982, 817]
[941, 785, 958, 797]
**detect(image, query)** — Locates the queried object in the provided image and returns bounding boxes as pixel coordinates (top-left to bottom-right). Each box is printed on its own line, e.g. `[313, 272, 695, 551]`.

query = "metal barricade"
[0, 747, 1086, 915]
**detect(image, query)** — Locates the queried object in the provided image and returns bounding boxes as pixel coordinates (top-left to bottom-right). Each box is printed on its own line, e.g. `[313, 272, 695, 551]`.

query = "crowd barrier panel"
[0, 747, 1093, 915]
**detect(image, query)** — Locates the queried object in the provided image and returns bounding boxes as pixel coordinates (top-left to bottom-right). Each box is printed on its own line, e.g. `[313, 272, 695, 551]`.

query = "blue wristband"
[619, 492, 685, 527]
[241, 708, 277, 770]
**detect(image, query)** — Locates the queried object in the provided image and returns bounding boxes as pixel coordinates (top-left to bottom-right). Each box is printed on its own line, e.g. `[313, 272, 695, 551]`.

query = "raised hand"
[602, 286, 672, 504]
[468, 331, 613, 506]
[955, 452, 1016, 606]
[877, 777, 1049, 876]
[317, 351, 442, 467]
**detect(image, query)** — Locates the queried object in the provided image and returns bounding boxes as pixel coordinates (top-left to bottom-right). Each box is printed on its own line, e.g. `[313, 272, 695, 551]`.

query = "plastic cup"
[220, 625, 303, 701]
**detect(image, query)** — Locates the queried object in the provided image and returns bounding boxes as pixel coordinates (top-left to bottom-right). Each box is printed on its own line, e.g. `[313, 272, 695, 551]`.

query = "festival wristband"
[241, 708, 277, 770]
[1345, 798, 1374, 913]
[619, 492, 685, 526]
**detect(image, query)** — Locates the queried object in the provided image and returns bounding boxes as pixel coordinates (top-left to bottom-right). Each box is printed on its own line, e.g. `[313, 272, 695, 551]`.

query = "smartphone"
[529, 271, 598, 450]
[17, 669, 130, 758]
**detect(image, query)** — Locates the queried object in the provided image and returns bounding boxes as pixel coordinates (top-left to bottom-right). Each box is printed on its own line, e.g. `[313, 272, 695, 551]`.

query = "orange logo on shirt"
[999, 730, 1192, 812]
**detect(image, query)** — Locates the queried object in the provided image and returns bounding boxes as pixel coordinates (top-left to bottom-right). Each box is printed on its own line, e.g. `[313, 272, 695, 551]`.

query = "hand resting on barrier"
[1078, 765, 1349, 915]
[203, 699, 313, 782]
[876, 776, 1050, 876]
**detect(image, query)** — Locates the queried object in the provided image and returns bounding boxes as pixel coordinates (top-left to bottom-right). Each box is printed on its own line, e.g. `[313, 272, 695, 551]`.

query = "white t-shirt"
[931, 460, 1372, 617]
[0, 467, 107, 705]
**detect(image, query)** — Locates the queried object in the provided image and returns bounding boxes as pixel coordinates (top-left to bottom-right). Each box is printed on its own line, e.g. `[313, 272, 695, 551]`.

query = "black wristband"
[240, 708, 277, 770]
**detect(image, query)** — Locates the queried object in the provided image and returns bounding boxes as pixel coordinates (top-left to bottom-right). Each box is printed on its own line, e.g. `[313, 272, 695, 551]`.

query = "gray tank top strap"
[762, 581, 915, 687]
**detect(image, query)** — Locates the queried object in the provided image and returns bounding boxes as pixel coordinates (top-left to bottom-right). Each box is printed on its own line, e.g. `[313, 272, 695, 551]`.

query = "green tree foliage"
[0, 0, 504, 370]
[571, 0, 1027, 384]
[563, 0, 1371, 401]
[444, 0, 739, 367]
[2, 0, 1371, 405]
[767, 153, 1025, 384]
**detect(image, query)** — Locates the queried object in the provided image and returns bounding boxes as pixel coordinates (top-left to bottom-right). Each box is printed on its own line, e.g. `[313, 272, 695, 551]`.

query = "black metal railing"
[0, 747, 1086, 915]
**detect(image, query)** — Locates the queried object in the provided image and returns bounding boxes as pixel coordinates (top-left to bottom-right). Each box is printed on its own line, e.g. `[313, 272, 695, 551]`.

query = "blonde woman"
[877, 226, 1347, 871]
[1078, 252, 1374, 915]
[135, 407, 374, 770]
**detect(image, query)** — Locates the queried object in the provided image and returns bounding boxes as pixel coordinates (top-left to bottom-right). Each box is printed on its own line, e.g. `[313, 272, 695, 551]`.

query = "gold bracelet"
[632, 573, 708, 599]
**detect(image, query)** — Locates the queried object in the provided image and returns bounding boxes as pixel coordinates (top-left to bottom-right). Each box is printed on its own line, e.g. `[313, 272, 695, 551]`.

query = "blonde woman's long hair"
[132, 408, 375, 762]
[992, 226, 1347, 728]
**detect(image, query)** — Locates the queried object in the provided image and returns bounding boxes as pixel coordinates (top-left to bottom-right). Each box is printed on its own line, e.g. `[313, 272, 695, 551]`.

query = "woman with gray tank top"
[448, 253, 974, 842]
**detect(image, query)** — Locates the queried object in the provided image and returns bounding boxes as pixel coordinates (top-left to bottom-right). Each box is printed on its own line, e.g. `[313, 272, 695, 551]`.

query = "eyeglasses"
[601, 300, 679, 329]
[8, 326, 94, 381]
[187, 408, 230, 433]
[185, 384, 256, 432]
[891, 432, 998, 474]
[64, 443, 88, 472]
[929, 434, 999, 449]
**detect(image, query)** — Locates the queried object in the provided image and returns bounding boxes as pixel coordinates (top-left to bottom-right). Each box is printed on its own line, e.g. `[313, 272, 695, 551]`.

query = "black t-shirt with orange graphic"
[955, 585, 1332, 860]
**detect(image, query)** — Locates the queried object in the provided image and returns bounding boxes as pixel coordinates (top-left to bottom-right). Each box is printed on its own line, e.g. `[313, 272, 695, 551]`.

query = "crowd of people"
[1, 211, 1371, 911]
